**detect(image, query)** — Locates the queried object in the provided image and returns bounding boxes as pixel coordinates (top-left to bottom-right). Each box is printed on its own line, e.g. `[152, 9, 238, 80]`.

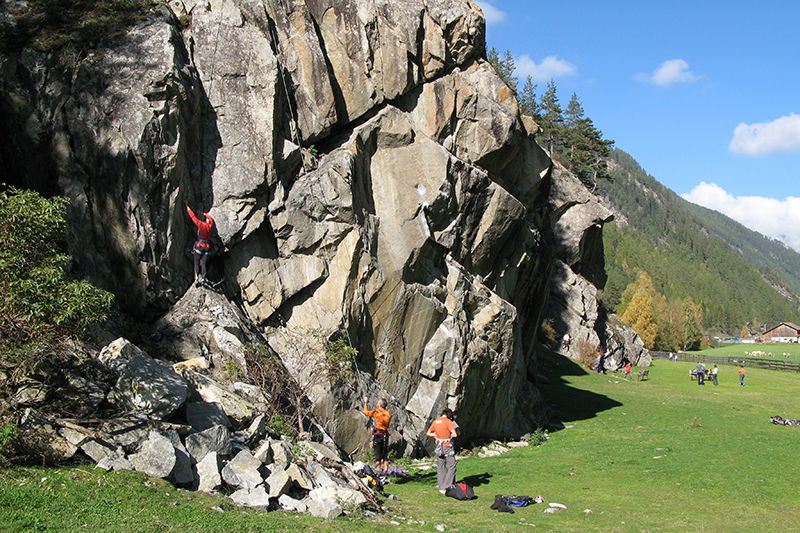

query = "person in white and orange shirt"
[427, 408, 459, 493]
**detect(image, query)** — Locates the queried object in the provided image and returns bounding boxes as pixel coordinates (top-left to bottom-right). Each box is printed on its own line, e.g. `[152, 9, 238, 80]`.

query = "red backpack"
[445, 482, 476, 500]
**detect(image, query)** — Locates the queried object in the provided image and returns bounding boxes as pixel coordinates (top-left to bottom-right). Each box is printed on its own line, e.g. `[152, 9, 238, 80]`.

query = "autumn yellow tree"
[681, 299, 704, 350]
[622, 289, 658, 349]
[739, 324, 751, 339]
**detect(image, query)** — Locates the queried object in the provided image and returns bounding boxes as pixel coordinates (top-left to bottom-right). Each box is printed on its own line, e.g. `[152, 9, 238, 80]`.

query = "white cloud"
[636, 59, 698, 87]
[515, 55, 577, 81]
[729, 113, 800, 156]
[473, 1, 507, 25]
[682, 182, 800, 252]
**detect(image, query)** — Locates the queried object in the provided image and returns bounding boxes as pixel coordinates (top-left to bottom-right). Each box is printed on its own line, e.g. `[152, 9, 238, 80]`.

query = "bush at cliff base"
[0, 187, 113, 462]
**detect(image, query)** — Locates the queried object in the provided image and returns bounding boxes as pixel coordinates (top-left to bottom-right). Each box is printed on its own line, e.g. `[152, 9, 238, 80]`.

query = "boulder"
[309, 486, 366, 507]
[153, 288, 263, 376]
[179, 371, 257, 425]
[278, 494, 307, 513]
[305, 460, 341, 490]
[270, 439, 294, 465]
[98, 338, 145, 367]
[252, 438, 274, 464]
[307, 496, 343, 520]
[128, 431, 177, 479]
[221, 449, 264, 490]
[96, 416, 151, 453]
[185, 425, 232, 461]
[285, 462, 314, 490]
[11, 379, 49, 406]
[80, 439, 126, 465]
[185, 401, 231, 431]
[95, 455, 133, 471]
[265, 466, 292, 498]
[239, 414, 268, 446]
[161, 429, 195, 486]
[107, 348, 189, 420]
[229, 486, 271, 508]
[297, 441, 341, 462]
[196, 452, 222, 493]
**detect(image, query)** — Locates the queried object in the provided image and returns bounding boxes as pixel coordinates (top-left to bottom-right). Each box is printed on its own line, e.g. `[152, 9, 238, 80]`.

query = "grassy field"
[3, 354, 800, 532]
[689, 342, 800, 361]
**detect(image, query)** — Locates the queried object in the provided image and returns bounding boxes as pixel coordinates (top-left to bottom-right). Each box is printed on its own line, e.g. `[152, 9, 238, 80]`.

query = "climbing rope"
[206, 0, 227, 98]
[267, 0, 305, 166]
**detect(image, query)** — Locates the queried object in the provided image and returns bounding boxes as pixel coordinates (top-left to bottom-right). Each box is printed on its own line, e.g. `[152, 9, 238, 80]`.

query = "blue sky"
[475, 0, 800, 252]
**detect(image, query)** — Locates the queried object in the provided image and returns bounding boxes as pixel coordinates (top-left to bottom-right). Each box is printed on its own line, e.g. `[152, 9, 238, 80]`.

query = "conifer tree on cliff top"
[486, 49, 614, 188]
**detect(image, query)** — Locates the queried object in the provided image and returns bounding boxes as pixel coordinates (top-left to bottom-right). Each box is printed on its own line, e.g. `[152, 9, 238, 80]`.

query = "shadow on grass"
[394, 470, 437, 484]
[537, 349, 623, 425]
[462, 473, 492, 487]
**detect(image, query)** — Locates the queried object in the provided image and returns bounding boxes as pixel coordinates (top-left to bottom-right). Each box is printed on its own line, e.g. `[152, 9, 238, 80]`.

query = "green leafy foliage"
[325, 337, 357, 383]
[0, 188, 113, 353]
[0, 423, 20, 466]
[525, 427, 548, 447]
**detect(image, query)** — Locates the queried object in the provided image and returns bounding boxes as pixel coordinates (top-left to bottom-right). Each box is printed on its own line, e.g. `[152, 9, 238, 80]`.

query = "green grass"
[3, 356, 800, 532]
[689, 342, 800, 362]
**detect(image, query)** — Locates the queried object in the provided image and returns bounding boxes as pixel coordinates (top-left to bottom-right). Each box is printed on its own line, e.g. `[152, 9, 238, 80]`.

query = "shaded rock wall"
[544, 162, 651, 369]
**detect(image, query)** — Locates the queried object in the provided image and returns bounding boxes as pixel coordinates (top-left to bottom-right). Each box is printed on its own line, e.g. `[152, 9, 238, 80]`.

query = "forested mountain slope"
[597, 148, 800, 333]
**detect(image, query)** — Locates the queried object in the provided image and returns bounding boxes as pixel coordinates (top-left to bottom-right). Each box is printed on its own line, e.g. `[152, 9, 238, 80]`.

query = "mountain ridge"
[597, 148, 800, 333]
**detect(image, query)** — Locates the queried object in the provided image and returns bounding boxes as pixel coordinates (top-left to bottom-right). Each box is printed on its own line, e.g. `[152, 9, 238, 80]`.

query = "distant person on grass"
[427, 408, 459, 494]
[711, 364, 719, 386]
[739, 366, 746, 386]
[624, 362, 632, 377]
[363, 396, 392, 473]
[696, 362, 705, 385]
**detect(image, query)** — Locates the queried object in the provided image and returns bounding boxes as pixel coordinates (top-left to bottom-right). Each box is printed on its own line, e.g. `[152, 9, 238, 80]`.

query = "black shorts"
[372, 432, 389, 462]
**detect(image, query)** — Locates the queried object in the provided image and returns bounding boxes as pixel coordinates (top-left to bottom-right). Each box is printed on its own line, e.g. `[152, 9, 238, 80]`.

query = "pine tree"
[538, 80, 564, 156]
[518, 76, 538, 118]
[563, 92, 614, 189]
[681, 299, 704, 350]
[487, 47, 518, 94]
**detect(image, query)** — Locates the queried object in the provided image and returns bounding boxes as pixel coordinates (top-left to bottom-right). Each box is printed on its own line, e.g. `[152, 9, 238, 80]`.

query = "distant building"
[762, 322, 800, 343]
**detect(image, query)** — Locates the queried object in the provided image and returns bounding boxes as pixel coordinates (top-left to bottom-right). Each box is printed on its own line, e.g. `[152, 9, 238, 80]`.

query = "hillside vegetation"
[598, 148, 800, 334]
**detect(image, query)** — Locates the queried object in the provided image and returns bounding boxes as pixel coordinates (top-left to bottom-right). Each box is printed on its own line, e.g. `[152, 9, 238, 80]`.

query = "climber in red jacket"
[186, 205, 215, 285]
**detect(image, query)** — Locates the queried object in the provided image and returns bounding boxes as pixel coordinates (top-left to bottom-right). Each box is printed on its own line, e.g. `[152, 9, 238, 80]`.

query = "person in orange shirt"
[427, 408, 459, 494]
[739, 366, 746, 386]
[363, 396, 392, 473]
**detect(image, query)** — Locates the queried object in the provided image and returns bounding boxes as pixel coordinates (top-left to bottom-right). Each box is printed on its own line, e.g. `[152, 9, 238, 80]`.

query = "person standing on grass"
[696, 362, 705, 385]
[739, 366, 746, 386]
[624, 362, 632, 377]
[363, 396, 392, 473]
[427, 408, 459, 494]
[711, 365, 719, 386]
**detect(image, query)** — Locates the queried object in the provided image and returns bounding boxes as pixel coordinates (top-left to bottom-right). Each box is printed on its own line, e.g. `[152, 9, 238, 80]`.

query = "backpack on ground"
[506, 495, 534, 507]
[445, 482, 476, 500]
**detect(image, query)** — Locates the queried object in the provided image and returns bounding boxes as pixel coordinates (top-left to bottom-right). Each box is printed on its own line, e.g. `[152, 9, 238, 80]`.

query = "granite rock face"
[544, 162, 651, 369]
[0, 0, 643, 455]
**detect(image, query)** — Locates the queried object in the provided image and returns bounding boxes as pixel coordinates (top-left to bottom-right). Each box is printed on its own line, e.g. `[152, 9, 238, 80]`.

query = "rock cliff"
[0, 0, 642, 455]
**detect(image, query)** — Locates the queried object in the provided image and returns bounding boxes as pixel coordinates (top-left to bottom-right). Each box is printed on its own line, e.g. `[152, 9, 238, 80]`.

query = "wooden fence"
[650, 351, 800, 373]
